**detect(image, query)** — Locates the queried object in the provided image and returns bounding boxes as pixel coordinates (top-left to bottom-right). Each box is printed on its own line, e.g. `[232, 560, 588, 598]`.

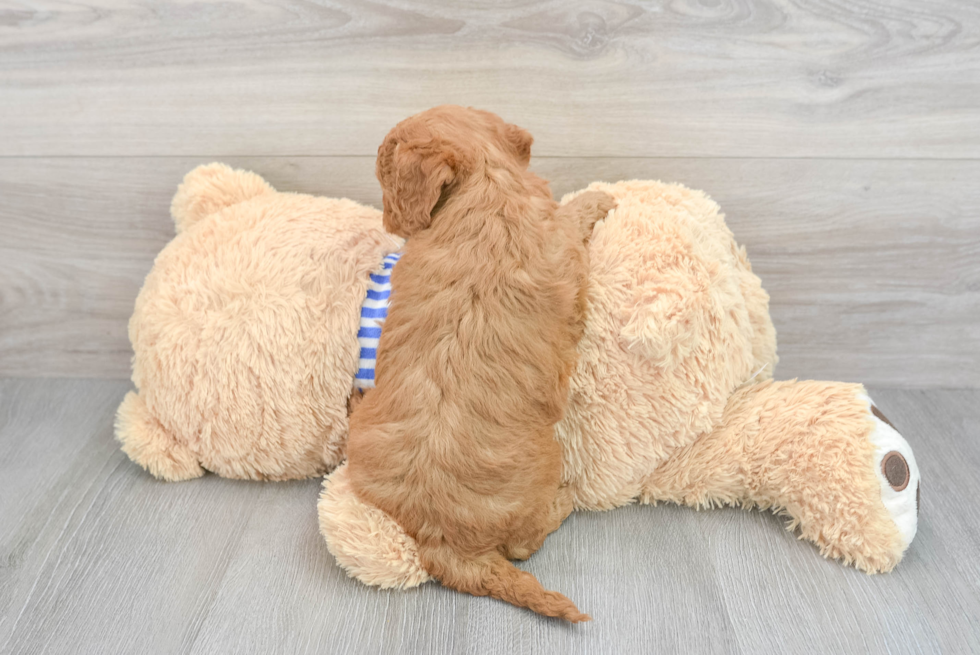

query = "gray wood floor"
[0, 379, 977, 655]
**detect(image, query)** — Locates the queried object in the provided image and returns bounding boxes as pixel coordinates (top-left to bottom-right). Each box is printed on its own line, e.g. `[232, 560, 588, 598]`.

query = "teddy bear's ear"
[170, 163, 274, 233]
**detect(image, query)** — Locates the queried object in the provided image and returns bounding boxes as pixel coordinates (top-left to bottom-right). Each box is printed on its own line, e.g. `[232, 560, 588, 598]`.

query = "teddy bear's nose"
[882, 451, 910, 491]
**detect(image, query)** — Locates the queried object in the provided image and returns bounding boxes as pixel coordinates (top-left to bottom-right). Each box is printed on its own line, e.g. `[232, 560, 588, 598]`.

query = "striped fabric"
[353, 252, 402, 391]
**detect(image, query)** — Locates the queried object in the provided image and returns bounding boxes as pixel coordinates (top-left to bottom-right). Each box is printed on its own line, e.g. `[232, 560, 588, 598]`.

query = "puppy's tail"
[421, 542, 590, 622]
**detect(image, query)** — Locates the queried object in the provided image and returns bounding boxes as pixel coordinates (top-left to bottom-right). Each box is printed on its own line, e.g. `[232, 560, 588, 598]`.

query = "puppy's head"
[376, 105, 534, 238]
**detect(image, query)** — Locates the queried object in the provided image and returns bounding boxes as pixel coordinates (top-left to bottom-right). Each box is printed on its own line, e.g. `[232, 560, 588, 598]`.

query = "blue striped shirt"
[353, 252, 402, 391]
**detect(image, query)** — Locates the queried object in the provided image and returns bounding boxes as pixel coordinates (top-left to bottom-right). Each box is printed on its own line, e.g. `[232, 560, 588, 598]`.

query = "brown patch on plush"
[871, 404, 897, 430]
[346, 106, 613, 622]
[882, 451, 910, 491]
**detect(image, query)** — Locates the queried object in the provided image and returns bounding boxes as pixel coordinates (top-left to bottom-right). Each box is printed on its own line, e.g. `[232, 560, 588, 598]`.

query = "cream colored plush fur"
[116, 163, 402, 480]
[554, 181, 777, 510]
[118, 166, 918, 588]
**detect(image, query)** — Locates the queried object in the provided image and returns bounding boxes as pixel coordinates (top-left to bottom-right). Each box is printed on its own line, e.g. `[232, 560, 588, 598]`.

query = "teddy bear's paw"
[860, 393, 921, 551]
[318, 463, 431, 589]
[114, 391, 205, 481]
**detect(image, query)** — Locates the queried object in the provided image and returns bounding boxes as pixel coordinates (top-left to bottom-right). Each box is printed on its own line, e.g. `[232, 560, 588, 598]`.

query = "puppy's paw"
[561, 190, 616, 240]
[590, 191, 617, 219]
[578, 190, 617, 222]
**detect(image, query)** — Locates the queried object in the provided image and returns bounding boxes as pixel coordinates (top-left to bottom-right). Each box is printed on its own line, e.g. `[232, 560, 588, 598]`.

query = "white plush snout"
[860, 394, 920, 549]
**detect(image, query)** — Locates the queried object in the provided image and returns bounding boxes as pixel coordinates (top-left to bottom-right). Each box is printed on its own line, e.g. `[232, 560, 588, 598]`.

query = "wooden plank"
[2, 156, 977, 386]
[1, 379, 978, 653]
[1, 0, 979, 158]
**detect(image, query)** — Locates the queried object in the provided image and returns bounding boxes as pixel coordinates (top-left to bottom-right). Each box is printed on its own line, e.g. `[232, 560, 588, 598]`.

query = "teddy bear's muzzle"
[867, 401, 921, 548]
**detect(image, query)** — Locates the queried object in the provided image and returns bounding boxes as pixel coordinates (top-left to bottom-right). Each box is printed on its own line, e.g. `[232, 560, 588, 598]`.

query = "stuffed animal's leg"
[114, 391, 204, 481]
[640, 379, 920, 573]
[318, 462, 430, 589]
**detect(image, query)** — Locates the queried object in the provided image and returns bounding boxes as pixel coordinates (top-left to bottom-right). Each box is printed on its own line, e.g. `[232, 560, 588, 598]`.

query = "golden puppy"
[347, 105, 614, 621]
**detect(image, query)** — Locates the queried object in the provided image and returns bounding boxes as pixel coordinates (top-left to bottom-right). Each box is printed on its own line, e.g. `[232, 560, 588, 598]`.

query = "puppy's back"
[349, 106, 592, 621]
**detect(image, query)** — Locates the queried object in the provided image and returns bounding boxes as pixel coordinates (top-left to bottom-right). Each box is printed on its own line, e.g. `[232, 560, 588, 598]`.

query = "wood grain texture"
[2, 156, 977, 386]
[1, 379, 978, 654]
[1, 0, 979, 158]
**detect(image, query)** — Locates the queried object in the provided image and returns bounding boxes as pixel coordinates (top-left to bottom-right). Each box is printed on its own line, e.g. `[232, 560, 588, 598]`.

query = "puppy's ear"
[377, 137, 457, 238]
[501, 123, 533, 168]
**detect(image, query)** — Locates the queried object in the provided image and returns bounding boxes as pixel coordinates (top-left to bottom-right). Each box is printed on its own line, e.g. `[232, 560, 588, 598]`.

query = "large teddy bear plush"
[117, 163, 921, 592]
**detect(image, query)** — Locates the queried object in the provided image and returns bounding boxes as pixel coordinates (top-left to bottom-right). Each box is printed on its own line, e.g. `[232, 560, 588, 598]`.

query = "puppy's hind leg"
[546, 484, 576, 533]
[504, 486, 575, 561]
[556, 190, 617, 242]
